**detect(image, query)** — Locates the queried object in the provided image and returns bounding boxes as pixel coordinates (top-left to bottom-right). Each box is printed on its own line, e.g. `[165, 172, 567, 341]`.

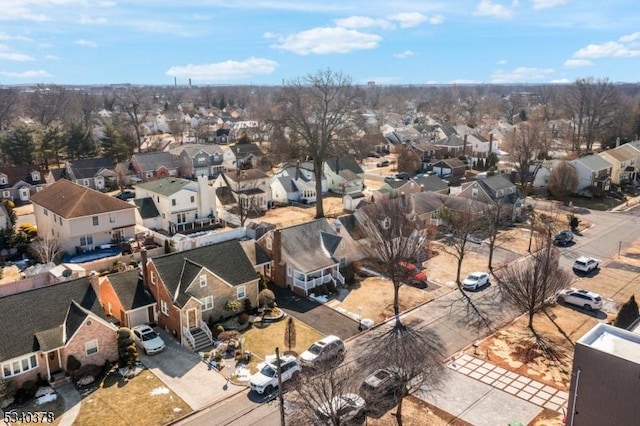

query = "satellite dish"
[62, 269, 72, 278]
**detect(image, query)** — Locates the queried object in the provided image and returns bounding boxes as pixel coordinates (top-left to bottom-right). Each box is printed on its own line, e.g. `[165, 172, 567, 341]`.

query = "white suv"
[299, 335, 345, 368]
[558, 288, 603, 311]
[573, 256, 599, 274]
[249, 354, 301, 395]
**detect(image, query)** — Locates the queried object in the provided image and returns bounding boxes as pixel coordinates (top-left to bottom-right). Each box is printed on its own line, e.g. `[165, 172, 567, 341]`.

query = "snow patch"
[36, 392, 58, 405]
[150, 387, 170, 396]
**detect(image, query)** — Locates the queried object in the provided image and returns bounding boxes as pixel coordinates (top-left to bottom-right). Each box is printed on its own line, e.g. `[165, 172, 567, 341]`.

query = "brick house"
[0, 277, 118, 386]
[141, 240, 260, 351]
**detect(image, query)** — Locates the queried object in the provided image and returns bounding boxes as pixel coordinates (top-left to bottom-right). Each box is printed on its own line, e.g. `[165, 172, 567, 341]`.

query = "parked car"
[554, 230, 574, 246]
[132, 325, 166, 355]
[572, 256, 599, 274]
[360, 367, 403, 397]
[398, 261, 428, 289]
[299, 335, 345, 368]
[395, 172, 410, 180]
[368, 151, 381, 158]
[462, 272, 490, 291]
[115, 190, 135, 200]
[465, 234, 483, 244]
[376, 159, 390, 167]
[249, 355, 301, 395]
[314, 394, 366, 425]
[557, 288, 603, 311]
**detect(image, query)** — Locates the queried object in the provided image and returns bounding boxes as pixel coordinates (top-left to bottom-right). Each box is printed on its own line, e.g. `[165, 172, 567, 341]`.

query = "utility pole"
[275, 347, 286, 426]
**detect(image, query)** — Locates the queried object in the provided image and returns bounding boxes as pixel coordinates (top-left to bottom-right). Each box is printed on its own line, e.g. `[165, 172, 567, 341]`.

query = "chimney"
[272, 229, 285, 287]
[140, 248, 149, 287]
[489, 133, 494, 155]
[463, 134, 468, 156]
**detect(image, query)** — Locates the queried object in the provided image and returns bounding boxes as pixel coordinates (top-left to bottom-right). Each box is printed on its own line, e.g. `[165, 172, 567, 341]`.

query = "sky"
[0, 0, 639, 86]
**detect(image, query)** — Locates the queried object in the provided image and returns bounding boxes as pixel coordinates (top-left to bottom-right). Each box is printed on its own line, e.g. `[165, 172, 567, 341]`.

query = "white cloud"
[497, 59, 507, 64]
[531, 0, 567, 9]
[166, 57, 278, 81]
[388, 12, 428, 28]
[491, 66, 554, 83]
[0, 69, 52, 79]
[270, 27, 381, 55]
[80, 16, 107, 24]
[449, 79, 478, 84]
[75, 39, 98, 48]
[619, 32, 640, 44]
[573, 41, 640, 59]
[45, 54, 59, 60]
[550, 78, 570, 84]
[0, 32, 32, 42]
[0, 52, 34, 61]
[394, 50, 415, 59]
[564, 58, 593, 68]
[428, 14, 445, 25]
[335, 16, 394, 30]
[473, 0, 516, 19]
[191, 14, 212, 21]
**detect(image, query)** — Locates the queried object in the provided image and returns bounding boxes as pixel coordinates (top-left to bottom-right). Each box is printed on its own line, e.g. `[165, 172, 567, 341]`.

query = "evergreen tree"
[614, 295, 639, 329]
[1, 125, 34, 165]
[100, 121, 130, 162]
[66, 121, 96, 159]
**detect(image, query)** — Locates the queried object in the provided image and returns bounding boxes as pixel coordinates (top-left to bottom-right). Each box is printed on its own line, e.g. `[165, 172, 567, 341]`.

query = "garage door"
[128, 308, 150, 327]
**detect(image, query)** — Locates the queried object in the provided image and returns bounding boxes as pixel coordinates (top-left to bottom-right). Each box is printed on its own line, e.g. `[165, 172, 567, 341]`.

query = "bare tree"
[360, 326, 446, 425]
[548, 161, 578, 201]
[395, 144, 421, 174]
[484, 201, 511, 271]
[289, 366, 361, 426]
[0, 88, 20, 130]
[502, 94, 525, 125]
[114, 87, 151, 153]
[27, 84, 69, 126]
[506, 120, 547, 197]
[494, 229, 571, 337]
[29, 236, 62, 264]
[536, 85, 558, 122]
[355, 195, 431, 328]
[273, 69, 362, 218]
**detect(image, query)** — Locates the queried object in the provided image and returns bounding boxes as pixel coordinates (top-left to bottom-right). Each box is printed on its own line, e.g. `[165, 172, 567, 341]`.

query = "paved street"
[179, 203, 640, 425]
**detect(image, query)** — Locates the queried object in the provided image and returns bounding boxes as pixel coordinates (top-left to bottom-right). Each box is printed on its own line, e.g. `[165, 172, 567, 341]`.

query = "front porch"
[292, 265, 345, 296]
[169, 217, 222, 235]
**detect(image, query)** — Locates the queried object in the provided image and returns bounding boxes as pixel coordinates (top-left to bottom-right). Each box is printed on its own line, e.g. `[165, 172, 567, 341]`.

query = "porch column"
[45, 352, 51, 381]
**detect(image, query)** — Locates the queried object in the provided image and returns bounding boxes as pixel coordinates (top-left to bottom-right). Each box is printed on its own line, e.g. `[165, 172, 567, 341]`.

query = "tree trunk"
[393, 281, 402, 328]
[488, 241, 495, 271]
[314, 160, 325, 218]
[395, 395, 404, 426]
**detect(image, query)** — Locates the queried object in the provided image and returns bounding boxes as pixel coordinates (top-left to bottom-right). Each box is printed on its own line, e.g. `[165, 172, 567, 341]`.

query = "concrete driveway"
[140, 327, 246, 410]
[269, 285, 361, 340]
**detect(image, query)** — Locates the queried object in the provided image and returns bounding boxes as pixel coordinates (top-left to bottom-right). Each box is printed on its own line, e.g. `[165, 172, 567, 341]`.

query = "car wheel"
[583, 304, 592, 311]
[264, 385, 274, 396]
[144, 348, 148, 355]
[595, 263, 599, 269]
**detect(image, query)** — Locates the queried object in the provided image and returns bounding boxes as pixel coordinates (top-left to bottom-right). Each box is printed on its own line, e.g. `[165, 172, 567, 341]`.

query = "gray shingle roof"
[325, 157, 364, 175]
[132, 152, 179, 172]
[136, 177, 193, 197]
[106, 269, 156, 310]
[573, 155, 612, 171]
[67, 157, 114, 179]
[280, 219, 342, 273]
[410, 192, 489, 216]
[479, 175, 515, 192]
[0, 277, 107, 360]
[134, 197, 160, 219]
[412, 175, 450, 192]
[152, 240, 257, 308]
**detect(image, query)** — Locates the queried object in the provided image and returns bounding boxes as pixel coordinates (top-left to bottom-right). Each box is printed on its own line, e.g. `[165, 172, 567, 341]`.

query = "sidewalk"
[52, 380, 81, 426]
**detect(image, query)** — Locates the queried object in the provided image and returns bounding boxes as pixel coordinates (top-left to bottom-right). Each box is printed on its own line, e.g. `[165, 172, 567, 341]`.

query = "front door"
[48, 350, 61, 374]
[187, 308, 198, 329]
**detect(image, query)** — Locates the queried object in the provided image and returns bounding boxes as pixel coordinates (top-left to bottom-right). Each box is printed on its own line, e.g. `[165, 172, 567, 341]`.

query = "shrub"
[243, 298, 252, 312]
[73, 364, 102, 381]
[327, 280, 337, 293]
[214, 325, 225, 338]
[238, 312, 249, 325]
[614, 295, 639, 329]
[207, 316, 216, 332]
[214, 352, 223, 363]
[15, 380, 38, 403]
[4, 380, 17, 398]
[225, 300, 241, 313]
[258, 289, 276, 308]
[66, 355, 81, 375]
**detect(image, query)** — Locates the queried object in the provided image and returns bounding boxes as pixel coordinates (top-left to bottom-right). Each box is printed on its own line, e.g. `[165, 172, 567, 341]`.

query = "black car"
[395, 172, 410, 180]
[554, 230, 574, 246]
[115, 190, 135, 200]
[376, 160, 390, 167]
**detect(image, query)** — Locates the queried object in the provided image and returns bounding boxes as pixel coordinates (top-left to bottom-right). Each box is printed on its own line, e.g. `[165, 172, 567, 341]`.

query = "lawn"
[73, 369, 191, 426]
[238, 317, 324, 373]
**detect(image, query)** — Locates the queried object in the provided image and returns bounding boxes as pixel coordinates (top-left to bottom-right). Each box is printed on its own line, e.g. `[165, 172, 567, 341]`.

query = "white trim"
[161, 300, 169, 316]
[1, 354, 38, 379]
[201, 296, 213, 311]
[236, 285, 246, 300]
[85, 340, 99, 356]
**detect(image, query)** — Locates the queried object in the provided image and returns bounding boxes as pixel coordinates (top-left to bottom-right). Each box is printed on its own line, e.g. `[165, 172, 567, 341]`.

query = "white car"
[299, 335, 345, 368]
[131, 325, 166, 355]
[314, 393, 366, 424]
[558, 288, 603, 311]
[462, 272, 490, 290]
[249, 355, 301, 395]
[573, 256, 599, 274]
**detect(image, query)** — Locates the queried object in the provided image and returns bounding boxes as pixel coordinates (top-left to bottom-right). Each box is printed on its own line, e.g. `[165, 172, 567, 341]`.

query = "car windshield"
[260, 365, 277, 377]
[307, 344, 323, 355]
[467, 275, 479, 281]
[141, 330, 158, 341]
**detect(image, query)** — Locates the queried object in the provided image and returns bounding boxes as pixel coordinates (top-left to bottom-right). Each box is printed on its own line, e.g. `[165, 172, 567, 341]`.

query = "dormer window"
[31, 172, 40, 181]
[199, 275, 207, 287]
[0, 176, 7, 185]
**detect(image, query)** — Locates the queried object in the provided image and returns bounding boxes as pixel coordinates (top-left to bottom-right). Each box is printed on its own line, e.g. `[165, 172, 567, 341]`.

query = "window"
[201, 296, 213, 311]
[237, 285, 246, 299]
[107, 302, 113, 315]
[197, 157, 206, 164]
[266, 237, 272, 250]
[2, 191, 9, 198]
[109, 213, 116, 223]
[471, 188, 478, 198]
[190, 195, 195, 203]
[59, 217, 62, 225]
[151, 272, 156, 285]
[199, 275, 207, 287]
[31, 172, 40, 181]
[287, 267, 292, 277]
[44, 209, 48, 216]
[85, 340, 99, 356]
[2, 354, 37, 378]
[0, 176, 6, 184]
[161, 300, 169, 316]
[172, 199, 176, 206]
[340, 257, 347, 267]
[80, 235, 93, 246]
[92, 216, 99, 226]
[83, 179, 90, 187]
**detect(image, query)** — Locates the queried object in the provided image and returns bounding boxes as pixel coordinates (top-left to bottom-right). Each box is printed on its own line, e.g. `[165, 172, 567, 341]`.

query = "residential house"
[413, 175, 451, 194]
[63, 157, 117, 191]
[93, 269, 157, 328]
[239, 239, 272, 278]
[323, 157, 364, 194]
[130, 152, 179, 182]
[379, 175, 450, 199]
[257, 219, 348, 296]
[272, 164, 321, 204]
[222, 143, 262, 171]
[566, 323, 640, 426]
[0, 202, 8, 230]
[433, 135, 466, 158]
[172, 144, 224, 179]
[134, 176, 217, 235]
[411, 141, 437, 164]
[431, 158, 467, 179]
[0, 166, 47, 203]
[213, 169, 272, 213]
[410, 192, 490, 226]
[458, 175, 523, 221]
[598, 144, 639, 185]
[133, 197, 162, 230]
[142, 240, 260, 351]
[30, 179, 137, 255]
[569, 155, 613, 192]
[0, 277, 118, 386]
